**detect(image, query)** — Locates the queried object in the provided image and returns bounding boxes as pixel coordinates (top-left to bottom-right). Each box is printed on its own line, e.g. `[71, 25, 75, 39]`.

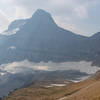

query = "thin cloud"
[74, 5, 88, 19]
[0, 0, 100, 35]
[0, 10, 9, 32]
[0, 60, 100, 74]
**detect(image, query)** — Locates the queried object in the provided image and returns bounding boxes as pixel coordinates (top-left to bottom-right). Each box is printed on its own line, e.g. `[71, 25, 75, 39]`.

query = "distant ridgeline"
[0, 9, 100, 66]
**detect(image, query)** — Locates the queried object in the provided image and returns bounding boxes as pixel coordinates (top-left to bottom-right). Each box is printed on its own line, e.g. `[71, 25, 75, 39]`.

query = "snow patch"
[0, 72, 5, 76]
[45, 84, 66, 88]
[51, 84, 66, 87]
[8, 46, 16, 50]
[2, 28, 20, 35]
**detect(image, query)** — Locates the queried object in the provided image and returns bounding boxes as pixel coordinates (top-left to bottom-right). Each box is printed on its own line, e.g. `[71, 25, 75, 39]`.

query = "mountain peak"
[32, 9, 51, 19]
[35, 9, 50, 14]
[30, 9, 57, 27]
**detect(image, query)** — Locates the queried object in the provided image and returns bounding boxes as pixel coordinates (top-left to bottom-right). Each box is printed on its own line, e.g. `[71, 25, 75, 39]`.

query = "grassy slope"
[64, 71, 100, 100]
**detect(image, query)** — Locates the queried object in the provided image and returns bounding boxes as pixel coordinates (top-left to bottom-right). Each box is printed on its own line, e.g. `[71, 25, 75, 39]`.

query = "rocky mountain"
[0, 8, 100, 99]
[2, 19, 28, 35]
[0, 9, 91, 65]
[0, 9, 100, 66]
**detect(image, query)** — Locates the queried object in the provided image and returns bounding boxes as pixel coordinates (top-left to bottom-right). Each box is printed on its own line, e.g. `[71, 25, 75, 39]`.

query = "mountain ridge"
[0, 9, 99, 66]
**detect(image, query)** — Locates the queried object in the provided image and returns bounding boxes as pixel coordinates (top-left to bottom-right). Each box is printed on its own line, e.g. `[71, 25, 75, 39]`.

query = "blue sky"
[0, 0, 100, 36]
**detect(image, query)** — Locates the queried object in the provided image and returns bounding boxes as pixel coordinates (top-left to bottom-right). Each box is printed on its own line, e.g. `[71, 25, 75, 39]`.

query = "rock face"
[0, 9, 99, 65]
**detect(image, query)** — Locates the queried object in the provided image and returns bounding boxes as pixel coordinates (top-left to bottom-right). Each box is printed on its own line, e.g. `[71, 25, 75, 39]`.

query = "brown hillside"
[3, 71, 100, 100]
[62, 71, 100, 100]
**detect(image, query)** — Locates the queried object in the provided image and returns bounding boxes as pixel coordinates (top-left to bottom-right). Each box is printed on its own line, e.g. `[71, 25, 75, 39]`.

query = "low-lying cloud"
[0, 59, 100, 74]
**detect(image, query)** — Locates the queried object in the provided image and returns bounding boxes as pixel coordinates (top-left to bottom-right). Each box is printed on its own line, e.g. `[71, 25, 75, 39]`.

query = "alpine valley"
[0, 9, 100, 100]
